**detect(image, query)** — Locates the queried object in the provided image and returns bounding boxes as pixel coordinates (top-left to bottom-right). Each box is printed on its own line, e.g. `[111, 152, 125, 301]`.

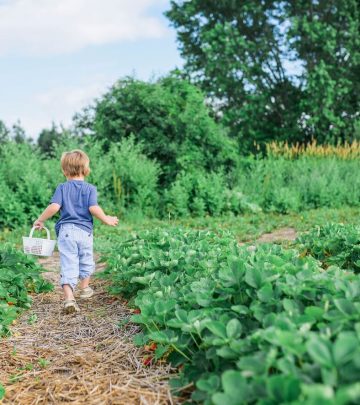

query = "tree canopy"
[76, 76, 237, 185]
[166, 0, 360, 149]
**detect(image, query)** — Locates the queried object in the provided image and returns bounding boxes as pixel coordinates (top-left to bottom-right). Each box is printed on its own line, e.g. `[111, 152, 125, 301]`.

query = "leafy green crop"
[101, 227, 360, 404]
[296, 223, 360, 271]
[0, 245, 53, 336]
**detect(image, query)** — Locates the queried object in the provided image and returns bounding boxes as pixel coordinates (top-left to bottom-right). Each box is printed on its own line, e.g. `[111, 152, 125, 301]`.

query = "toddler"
[34, 150, 118, 313]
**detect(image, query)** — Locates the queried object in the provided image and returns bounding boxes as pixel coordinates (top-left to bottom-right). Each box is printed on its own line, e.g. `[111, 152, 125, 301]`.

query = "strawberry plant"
[101, 227, 360, 404]
[296, 223, 360, 271]
[0, 245, 53, 336]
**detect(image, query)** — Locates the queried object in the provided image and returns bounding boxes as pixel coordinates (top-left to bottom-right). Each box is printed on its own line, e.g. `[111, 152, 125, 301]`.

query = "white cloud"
[0, 0, 168, 55]
[30, 77, 115, 136]
[1, 76, 114, 138]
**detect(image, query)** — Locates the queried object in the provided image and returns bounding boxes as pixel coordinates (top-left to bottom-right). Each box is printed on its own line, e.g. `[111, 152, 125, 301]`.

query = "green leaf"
[133, 332, 148, 346]
[207, 321, 227, 339]
[154, 344, 170, 360]
[334, 299, 357, 316]
[196, 374, 220, 393]
[148, 330, 178, 344]
[305, 306, 325, 321]
[212, 393, 239, 405]
[226, 319, 242, 339]
[333, 332, 359, 366]
[175, 309, 188, 323]
[245, 267, 263, 289]
[267, 375, 301, 402]
[257, 283, 274, 303]
[0, 384, 4, 400]
[336, 383, 360, 405]
[221, 370, 249, 401]
[306, 336, 333, 369]
[301, 384, 334, 401]
[321, 367, 337, 387]
[231, 305, 249, 315]
[216, 346, 238, 360]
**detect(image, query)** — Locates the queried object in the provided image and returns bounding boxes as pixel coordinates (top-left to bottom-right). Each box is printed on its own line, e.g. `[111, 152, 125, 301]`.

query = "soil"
[256, 227, 297, 243]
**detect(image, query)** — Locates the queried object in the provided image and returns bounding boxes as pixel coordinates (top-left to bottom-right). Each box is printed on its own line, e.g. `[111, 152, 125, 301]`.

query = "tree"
[286, 0, 360, 143]
[11, 121, 27, 144]
[0, 120, 10, 143]
[166, 0, 360, 148]
[75, 76, 237, 185]
[37, 123, 64, 156]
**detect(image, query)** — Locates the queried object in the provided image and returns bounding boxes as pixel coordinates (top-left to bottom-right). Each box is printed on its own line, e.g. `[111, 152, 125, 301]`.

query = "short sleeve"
[50, 185, 63, 206]
[89, 186, 98, 207]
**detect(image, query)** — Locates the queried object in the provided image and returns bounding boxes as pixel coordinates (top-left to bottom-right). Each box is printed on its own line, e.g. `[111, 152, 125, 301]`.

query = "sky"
[0, 0, 183, 138]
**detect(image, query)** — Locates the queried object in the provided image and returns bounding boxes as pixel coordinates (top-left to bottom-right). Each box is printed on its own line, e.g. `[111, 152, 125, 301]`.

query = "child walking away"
[34, 150, 118, 314]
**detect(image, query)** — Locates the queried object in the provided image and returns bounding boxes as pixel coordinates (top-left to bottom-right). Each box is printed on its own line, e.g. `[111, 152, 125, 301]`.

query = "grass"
[94, 206, 360, 252]
[2, 206, 359, 253]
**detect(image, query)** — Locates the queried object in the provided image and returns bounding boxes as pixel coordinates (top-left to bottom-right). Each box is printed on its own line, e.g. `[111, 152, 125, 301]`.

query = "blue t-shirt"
[50, 180, 98, 236]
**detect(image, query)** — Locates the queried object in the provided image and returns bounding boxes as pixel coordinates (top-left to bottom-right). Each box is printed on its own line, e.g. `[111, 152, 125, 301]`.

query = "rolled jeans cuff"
[60, 277, 78, 291]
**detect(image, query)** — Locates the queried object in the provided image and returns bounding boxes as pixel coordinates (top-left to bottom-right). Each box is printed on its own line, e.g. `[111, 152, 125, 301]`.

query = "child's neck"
[67, 176, 84, 181]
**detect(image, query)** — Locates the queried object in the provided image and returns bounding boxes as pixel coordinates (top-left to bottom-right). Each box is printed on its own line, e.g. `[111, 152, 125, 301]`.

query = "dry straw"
[0, 254, 182, 405]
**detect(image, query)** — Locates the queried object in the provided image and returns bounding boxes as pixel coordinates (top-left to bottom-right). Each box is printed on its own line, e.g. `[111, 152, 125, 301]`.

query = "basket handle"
[29, 226, 51, 240]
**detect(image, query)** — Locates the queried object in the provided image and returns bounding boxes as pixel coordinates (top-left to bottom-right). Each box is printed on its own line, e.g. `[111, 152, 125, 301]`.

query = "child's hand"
[33, 220, 44, 229]
[104, 216, 119, 226]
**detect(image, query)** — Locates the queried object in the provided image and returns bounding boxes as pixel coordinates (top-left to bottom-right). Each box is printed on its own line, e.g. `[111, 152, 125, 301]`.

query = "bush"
[107, 137, 160, 216]
[0, 137, 160, 229]
[164, 170, 228, 217]
[0, 245, 53, 336]
[76, 76, 237, 186]
[233, 156, 360, 213]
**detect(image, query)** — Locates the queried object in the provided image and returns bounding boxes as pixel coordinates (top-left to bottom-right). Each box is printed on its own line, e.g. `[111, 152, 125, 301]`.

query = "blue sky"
[0, 0, 183, 138]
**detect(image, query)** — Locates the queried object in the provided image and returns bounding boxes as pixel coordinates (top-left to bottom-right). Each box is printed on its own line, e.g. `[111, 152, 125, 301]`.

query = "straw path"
[0, 253, 177, 404]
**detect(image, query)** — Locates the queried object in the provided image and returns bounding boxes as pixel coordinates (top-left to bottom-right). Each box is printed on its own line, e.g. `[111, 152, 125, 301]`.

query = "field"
[1, 123, 360, 404]
[1, 0, 359, 401]
[1, 204, 360, 404]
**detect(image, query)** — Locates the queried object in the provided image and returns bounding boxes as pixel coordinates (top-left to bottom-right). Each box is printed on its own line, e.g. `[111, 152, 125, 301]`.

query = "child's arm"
[33, 203, 61, 229]
[89, 205, 118, 226]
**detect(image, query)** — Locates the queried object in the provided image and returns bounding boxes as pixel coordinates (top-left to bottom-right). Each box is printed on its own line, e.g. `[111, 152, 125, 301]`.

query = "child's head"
[61, 150, 90, 178]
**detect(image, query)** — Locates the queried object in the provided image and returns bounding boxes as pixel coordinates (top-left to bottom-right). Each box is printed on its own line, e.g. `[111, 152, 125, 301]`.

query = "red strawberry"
[149, 342, 157, 351]
[143, 356, 153, 366]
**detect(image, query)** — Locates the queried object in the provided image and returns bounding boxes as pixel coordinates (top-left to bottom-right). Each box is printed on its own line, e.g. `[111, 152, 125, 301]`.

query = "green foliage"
[100, 226, 360, 404]
[37, 123, 66, 157]
[0, 136, 359, 231]
[296, 223, 360, 271]
[76, 76, 237, 185]
[0, 245, 53, 336]
[286, 0, 360, 143]
[232, 156, 360, 213]
[166, 0, 360, 148]
[164, 170, 231, 217]
[107, 137, 160, 216]
[0, 137, 160, 228]
[0, 142, 56, 225]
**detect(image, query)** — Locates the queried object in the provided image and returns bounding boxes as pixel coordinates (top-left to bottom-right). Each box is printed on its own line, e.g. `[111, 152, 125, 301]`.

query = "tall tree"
[286, 0, 360, 142]
[166, 0, 359, 148]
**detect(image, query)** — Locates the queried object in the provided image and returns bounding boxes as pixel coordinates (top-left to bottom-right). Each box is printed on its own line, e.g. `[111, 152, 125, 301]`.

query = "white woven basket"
[23, 227, 56, 257]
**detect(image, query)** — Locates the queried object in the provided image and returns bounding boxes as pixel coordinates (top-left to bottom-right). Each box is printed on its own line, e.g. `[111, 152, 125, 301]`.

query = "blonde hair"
[61, 150, 91, 177]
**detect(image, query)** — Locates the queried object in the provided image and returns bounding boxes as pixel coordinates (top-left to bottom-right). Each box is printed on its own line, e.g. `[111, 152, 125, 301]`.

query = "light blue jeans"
[58, 224, 95, 290]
